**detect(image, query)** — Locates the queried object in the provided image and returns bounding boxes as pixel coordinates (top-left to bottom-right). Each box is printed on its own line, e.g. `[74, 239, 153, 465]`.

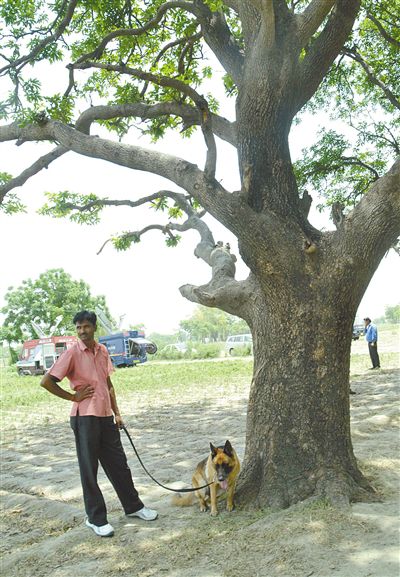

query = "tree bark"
[236, 259, 376, 509]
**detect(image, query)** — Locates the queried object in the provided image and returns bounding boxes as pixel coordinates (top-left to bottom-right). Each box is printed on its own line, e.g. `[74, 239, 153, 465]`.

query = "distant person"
[364, 317, 381, 370]
[40, 310, 158, 538]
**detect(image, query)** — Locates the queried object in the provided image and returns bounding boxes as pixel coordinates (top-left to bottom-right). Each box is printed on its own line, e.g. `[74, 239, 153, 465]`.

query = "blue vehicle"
[99, 331, 157, 367]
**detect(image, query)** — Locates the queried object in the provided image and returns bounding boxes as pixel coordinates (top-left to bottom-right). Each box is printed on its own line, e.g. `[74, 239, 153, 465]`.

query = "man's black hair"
[364, 317, 371, 322]
[73, 310, 97, 326]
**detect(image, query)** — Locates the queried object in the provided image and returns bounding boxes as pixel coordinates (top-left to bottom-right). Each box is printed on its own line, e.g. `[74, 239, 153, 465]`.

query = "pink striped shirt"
[49, 339, 114, 417]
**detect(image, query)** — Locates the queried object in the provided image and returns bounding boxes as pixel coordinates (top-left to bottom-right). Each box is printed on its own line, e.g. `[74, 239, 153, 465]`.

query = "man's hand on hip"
[74, 385, 94, 402]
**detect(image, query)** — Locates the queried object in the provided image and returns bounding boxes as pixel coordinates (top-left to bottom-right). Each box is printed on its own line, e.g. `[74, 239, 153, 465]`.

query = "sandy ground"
[1, 340, 399, 577]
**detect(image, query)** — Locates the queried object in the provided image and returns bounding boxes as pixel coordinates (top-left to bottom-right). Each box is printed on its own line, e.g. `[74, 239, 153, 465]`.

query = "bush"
[188, 343, 221, 359]
[154, 347, 187, 361]
[230, 344, 253, 357]
[151, 342, 223, 361]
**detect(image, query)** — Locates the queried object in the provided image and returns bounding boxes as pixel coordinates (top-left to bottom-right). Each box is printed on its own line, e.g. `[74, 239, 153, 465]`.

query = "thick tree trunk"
[236, 279, 375, 509]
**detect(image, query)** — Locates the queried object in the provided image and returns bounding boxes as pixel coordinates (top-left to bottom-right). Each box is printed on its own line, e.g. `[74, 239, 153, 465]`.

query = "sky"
[1, 70, 399, 335]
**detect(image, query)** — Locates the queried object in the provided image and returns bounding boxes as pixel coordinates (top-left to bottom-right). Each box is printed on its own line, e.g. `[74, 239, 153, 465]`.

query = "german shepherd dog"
[172, 440, 240, 516]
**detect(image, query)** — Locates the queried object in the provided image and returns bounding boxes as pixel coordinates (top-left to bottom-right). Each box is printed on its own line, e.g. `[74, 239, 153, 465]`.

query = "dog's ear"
[224, 440, 233, 457]
[210, 443, 218, 456]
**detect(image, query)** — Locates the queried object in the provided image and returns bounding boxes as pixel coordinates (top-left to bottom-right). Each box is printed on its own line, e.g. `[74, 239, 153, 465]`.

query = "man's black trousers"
[368, 341, 380, 368]
[70, 415, 143, 526]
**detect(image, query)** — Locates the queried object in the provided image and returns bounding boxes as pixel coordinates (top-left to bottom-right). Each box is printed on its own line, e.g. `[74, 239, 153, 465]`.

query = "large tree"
[0, 1, 399, 508]
[1, 268, 113, 342]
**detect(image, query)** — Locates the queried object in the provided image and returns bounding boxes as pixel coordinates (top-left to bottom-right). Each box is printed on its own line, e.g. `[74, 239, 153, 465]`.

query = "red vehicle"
[16, 335, 78, 375]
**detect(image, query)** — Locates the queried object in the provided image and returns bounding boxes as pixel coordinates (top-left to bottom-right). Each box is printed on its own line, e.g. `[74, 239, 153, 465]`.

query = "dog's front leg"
[226, 482, 236, 512]
[210, 483, 218, 516]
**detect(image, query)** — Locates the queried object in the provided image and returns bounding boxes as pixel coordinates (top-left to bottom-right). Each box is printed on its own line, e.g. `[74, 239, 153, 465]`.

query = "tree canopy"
[0, 1, 398, 229]
[0, 268, 113, 342]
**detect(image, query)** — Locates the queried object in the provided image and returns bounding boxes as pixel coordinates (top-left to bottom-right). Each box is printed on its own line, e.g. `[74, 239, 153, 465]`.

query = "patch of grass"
[112, 359, 252, 394]
[350, 352, 399, 375]
[1, 337, 397, 411]
[0, 360, 253, 411]
[0, 368, 48, 409]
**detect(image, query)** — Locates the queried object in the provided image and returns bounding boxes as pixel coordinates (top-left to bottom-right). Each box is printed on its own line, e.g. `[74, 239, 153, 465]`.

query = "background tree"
[384, 304, 400, 324]
[1, 269, 113, 342]
[0, 1, 399, 508]
[180, 305, 249, 341]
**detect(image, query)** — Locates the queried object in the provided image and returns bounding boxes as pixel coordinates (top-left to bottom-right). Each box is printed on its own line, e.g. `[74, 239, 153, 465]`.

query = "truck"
[98, 330, 157, 367]
[16, 335, 78, 375]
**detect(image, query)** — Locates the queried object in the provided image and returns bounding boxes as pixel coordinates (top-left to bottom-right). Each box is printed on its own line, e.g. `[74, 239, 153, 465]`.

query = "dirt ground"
[1, 341, 399, 577]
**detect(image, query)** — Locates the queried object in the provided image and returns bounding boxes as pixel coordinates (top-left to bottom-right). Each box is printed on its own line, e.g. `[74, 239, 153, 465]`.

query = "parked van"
[16, 336, 78, 375]
[225, 333, 253, 355]
[99, 330, 157, 367]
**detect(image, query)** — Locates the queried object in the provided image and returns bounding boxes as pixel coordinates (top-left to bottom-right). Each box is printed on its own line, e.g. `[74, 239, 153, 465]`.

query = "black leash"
[122, 425, 214, 493]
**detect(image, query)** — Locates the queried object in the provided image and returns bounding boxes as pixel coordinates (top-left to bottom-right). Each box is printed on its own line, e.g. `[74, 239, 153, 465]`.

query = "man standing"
[40, 310, 158, 537]
[364, 317, 381, 370]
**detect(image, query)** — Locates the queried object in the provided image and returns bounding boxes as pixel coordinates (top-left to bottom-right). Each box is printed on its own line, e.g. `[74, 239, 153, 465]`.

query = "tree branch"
[73, 61, 218, 178]
[71, 1, 243, 84]
[298, 0, 361, 110]
[366, 11, 400, 49]
[246, 0, 276, 48]
[193, 2, 244, 83]
[222, 1, 241, 12]
[0, 145, 66, 204]
[342, 47, 400, 111]
[0, 98, 234, 205]
[75, 102, 236, 146]
[296, 0, 336, 47]
[86, 186, 253, 317]
[0, 119, 233, 225]
[179, 237, 254, 317]
[0, 0, 79, 75]
[97, 224, 179, 255]
[59, 189, 200, 215]
[73, 2, 198, 64]
[153, 32, 203, 72]
[341, 157, 400, 262]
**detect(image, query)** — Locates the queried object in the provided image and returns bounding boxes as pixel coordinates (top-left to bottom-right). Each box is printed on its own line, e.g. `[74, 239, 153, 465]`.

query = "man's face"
[75, 320, 96, 343]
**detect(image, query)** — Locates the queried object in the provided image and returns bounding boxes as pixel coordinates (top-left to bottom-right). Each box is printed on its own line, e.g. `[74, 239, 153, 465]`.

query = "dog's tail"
[171, 492, 196, 507]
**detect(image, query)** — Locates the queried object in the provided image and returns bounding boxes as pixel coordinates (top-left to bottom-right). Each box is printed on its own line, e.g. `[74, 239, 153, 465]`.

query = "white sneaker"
[126, 506, 158, 521]
[85, 518, 114, 537]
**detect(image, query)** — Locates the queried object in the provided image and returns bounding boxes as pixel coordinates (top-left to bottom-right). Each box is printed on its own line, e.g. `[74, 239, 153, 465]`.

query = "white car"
[225, 334, 253, 355]
[160, 343, 188, 354]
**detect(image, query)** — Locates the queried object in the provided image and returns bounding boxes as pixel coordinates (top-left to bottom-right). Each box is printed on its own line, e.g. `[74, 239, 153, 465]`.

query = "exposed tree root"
[236, 465, 378, 511]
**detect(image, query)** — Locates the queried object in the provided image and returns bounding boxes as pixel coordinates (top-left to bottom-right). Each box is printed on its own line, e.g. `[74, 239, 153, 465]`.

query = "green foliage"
[0, 0, 398, 227]
[154, 341, 221, 360]
[384, 304, 400, 323]
[39, 191, 105, 224]
[112, 232, 139, 251]
[294, 129, 387, 208]
[229, 344, 252, 357]
[1, 268, 113, 342]
[0, 182, 26, 214]
[165, 234, 181, 247]
[297, 0, 400, 209]
[180, 305, 250, 342]
[42, 94, 75, 123]
[150, 197, 169, 211]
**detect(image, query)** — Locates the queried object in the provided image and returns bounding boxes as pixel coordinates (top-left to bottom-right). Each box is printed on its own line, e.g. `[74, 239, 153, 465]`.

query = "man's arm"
[107, 376, 123, 427]
[40, 373, 94, 402]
